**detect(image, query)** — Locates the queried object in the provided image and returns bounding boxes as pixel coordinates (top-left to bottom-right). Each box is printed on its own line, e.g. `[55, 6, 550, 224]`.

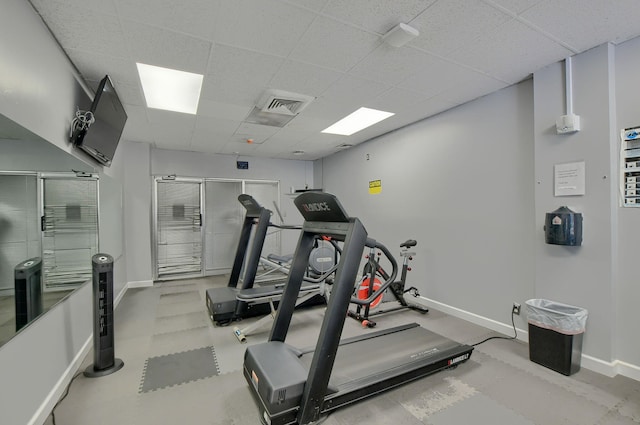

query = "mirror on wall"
[0, 113, 95, 347]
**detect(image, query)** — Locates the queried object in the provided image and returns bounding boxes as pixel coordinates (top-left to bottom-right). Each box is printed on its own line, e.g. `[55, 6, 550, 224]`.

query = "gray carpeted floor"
[46, 276, 640, 425]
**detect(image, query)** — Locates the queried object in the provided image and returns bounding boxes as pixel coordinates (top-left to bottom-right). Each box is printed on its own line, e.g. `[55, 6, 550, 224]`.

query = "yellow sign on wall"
[369, 179, 381, 194]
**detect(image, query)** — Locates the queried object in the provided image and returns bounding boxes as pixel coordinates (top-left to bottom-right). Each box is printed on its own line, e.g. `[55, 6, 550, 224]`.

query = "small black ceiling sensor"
[237, 160, 249, 170]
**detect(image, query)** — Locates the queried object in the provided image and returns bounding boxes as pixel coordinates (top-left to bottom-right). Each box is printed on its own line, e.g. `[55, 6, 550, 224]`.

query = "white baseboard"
[128, 279, 153, 288]
[417, 296, 528, 342]
[581, 355, 618, 377]
[418, 296, 640, 382]
[615, 360, 640, 381]
[29, 336, 92, 425]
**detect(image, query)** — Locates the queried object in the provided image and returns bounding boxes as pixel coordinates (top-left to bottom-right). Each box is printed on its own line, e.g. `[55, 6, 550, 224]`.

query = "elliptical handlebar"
[350, 239, 398, 305]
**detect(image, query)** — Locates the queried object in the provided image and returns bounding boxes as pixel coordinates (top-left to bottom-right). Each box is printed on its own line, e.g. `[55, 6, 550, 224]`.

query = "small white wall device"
[556, 113, 581, 134]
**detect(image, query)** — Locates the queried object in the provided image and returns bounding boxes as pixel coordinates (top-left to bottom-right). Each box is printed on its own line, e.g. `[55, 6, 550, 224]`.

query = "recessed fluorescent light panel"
[136, 63, 203, 114]
[322, 107, 394, 136]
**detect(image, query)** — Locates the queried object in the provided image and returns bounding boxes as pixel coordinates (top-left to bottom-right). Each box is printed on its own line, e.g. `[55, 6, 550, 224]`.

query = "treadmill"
[243, 192, 473, 425]
[205, 194, 330, 325]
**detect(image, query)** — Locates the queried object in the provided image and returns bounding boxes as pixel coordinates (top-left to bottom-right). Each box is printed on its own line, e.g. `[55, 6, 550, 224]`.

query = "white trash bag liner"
[525, 299, 588, 335]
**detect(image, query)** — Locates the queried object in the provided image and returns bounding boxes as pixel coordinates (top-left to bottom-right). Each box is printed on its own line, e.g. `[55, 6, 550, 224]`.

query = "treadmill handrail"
[269, 223, 302, 230]
[350, 240, 398, 306]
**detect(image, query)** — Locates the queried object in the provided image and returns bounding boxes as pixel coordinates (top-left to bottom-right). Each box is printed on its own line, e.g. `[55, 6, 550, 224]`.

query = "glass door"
[203, 180, 243, 275]
[40, 174, 99, 290]
[154, 178, 203, 279]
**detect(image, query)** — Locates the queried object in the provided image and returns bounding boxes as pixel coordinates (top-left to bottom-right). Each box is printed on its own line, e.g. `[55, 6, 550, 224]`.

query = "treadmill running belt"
[300, 325, 465, 388]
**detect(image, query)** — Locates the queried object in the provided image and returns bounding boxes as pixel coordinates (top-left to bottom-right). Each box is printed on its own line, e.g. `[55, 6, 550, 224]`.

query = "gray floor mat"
[139, 346, 219, 393]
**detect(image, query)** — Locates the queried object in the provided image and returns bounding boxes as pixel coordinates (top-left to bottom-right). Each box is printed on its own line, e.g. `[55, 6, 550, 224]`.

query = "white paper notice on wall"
[554, 161, 585, 196]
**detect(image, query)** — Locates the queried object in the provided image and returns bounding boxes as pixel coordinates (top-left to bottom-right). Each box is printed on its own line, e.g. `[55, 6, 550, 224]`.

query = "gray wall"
[319, 80, 536, 332]
[533, 41, 640, 374]
[122, 141, 153, 284]
[319, 40, 640, 378]
[0, 137, 92, 172]
[152, 148, 313, 259]
[533, 44, 616, 363]
[0, 1, 127, 424]
[0, 0, 90, 158]
[119, 145, 315, 285]
[614, 36, 640, 371]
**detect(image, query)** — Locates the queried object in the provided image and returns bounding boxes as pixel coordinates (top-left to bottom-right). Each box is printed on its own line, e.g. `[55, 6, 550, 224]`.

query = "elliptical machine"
[348, 239, 428, 327]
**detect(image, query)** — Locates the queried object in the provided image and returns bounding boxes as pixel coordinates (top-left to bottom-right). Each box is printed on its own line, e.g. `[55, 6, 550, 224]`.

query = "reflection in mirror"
[0, 113, 94, 347]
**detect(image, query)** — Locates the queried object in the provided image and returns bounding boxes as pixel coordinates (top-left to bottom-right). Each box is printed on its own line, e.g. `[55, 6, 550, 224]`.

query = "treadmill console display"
[238, 194, 267, 218]
[294, 192, 350, 223]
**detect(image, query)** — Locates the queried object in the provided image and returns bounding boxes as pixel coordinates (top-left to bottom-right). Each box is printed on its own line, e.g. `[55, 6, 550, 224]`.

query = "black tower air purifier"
[84, 253, 124, 377]
[14, 257, 43, 332]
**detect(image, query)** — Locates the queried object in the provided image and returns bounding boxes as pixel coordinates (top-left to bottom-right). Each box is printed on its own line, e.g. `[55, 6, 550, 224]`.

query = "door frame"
[152, 176, 281, 281]
[152, 176, 204, 281]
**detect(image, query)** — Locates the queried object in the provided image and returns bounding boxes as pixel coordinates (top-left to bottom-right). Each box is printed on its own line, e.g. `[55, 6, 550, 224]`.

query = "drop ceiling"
[28, 0, 640, 160]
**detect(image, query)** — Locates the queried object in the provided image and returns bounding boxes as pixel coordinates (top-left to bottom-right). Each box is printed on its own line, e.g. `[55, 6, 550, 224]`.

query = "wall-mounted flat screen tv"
[72, 75, 127, 167]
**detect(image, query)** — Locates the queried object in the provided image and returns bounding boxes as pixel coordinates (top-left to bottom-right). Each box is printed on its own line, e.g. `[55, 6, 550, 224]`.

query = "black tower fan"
[14, 257, 43, 332]
[84, 253, 124, 377]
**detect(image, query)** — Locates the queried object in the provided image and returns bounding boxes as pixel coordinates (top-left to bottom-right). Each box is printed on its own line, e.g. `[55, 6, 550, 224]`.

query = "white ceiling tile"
[410, 0, 512, 56]
[279, 0, 330, 12]
[35, 9, 128, 59]
[29, 0, 640, 160]
[348, 45, 439, 85]
[190, 117, 239, 152]
[235, 122, 281, 139]
[368, 87, 432, 113]
[397, 59, 490, 98]
[285, 112, 335, 133]
[197, 99, 252, 121]
[269, 60, 344, 97]
[267, 128, 314, 144]
[199, 78, 265, 109]
[30, 0, 118, 18]
[120, 105, 154, 143]
[219, 138, 264, 155]
[189, 135, 233, 153]
[116, 0, 219, 40]
[66, 48, 139, 87]
[212, 0, 317, 57]
[193, 116, 240, 138]
[323, 0, 437, 33]
[289, 16, 381, 72]
[121, 20, 212, 74]
[320, 75, 391, 105]
[297, 97, 357, 125]
[289, 133, 348, 156]
[205, 45, 285, 89]
[482, 0, 544, 15]
[449, 19, 573, 82]
[520, 0, 640, 51]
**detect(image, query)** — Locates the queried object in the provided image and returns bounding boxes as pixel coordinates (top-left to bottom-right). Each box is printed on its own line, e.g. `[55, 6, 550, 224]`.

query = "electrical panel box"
[621, 127, 640, 207]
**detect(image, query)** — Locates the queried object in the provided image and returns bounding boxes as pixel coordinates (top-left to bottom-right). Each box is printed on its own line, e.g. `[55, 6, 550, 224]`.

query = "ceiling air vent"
[259, 90, 314, 116]
[244, 90, 315, 127]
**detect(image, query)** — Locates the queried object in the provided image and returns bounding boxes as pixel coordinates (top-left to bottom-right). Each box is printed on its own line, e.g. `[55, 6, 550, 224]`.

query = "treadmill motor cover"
[245, 342, 308, 414]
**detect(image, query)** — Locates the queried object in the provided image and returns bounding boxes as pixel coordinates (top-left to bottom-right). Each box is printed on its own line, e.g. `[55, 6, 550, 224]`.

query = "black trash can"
[525, 299, 588, 376]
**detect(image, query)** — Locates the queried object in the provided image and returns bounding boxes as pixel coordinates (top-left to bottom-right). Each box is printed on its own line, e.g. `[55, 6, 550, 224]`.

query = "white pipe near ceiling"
[565, 56, 574, 115]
